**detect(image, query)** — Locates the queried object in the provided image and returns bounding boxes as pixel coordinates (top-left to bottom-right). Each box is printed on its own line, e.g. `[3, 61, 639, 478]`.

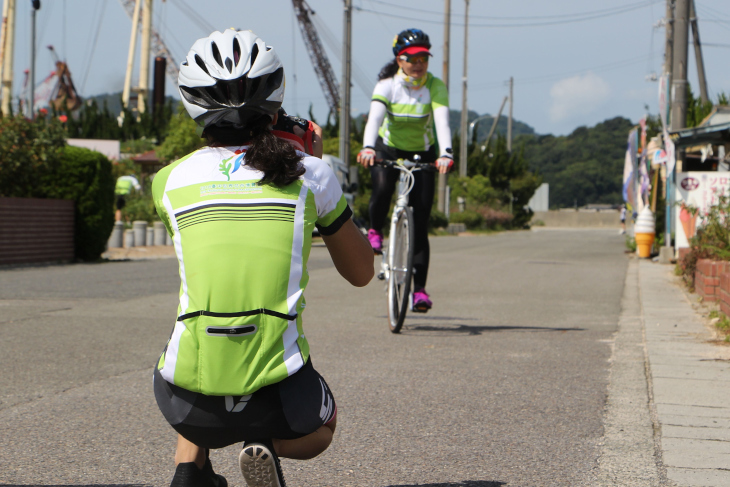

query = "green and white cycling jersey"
[371, 72, 449, 152]
[152, 146, 351, 397]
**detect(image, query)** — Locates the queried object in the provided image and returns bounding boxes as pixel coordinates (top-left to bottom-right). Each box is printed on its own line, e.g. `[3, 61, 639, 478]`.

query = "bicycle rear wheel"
[387, 206, 414, 333]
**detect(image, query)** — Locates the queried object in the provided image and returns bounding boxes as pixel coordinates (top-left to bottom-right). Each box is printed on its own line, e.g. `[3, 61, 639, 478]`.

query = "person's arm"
[434, 106, 452, 157]
[321, 219, 374, 287]
[362, 101, 386, 149]
[433, 107, 453, 174]
[357, 101, 387, 167]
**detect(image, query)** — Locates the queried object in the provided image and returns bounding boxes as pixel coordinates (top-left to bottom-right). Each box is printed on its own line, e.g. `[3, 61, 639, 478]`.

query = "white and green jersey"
[152, 146, 351, 396]
[372, 72, 449, 152]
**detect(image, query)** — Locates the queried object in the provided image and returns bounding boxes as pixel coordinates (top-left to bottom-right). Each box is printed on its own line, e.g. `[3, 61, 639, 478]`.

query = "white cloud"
[549, 72, 611, 123]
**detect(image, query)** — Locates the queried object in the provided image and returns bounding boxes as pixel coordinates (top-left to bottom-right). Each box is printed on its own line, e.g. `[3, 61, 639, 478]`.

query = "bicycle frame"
[379, 160, 421, 282]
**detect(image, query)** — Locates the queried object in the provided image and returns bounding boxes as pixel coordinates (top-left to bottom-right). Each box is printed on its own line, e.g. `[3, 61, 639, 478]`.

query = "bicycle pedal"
[377, 272, 385, 280]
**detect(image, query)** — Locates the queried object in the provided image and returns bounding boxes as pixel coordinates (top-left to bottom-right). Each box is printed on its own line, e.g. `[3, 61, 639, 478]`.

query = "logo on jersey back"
[219, 150, 246, 181]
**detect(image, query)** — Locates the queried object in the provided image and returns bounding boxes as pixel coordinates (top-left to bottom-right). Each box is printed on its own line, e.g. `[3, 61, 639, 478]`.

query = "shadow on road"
[403, 322, 584, 336]
[386, 481, 506, 487]
[2, 485, 148, 487]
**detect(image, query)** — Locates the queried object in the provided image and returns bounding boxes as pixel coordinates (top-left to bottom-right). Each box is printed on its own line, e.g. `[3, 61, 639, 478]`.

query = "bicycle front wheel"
[387, 206, 415, 333]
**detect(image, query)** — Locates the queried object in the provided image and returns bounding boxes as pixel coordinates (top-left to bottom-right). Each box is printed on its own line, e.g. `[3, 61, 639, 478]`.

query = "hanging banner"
[675, 172, 730, 248]
[658, 74, 670, 131]
[623, 129, 639, 209]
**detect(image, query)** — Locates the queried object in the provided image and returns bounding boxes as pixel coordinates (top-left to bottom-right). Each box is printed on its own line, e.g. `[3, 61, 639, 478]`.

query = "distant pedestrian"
[114, 174, 141, 222]
[619, 205, 627, 235]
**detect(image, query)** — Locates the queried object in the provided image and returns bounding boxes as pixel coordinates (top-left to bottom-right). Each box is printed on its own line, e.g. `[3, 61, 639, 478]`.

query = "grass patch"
[716, 315, 730, 331]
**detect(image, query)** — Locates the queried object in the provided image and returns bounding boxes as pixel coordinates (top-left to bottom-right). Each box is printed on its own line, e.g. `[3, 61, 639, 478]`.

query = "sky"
[4, 0, 730, 136]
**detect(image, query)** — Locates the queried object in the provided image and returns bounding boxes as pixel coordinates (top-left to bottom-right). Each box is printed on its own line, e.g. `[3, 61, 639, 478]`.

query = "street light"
[467, 114, 492, 142]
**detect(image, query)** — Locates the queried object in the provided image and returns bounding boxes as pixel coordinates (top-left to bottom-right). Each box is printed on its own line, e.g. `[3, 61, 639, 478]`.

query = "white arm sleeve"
[362, 101, 387, 148]
[433, 105, 452, 157]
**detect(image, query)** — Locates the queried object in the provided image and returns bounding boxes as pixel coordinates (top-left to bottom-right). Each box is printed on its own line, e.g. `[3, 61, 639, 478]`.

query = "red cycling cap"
[399, 45, 432, 56]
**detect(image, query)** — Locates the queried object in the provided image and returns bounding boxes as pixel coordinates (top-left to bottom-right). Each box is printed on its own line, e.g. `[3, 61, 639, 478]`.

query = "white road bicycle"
[375, 157, 437, 333]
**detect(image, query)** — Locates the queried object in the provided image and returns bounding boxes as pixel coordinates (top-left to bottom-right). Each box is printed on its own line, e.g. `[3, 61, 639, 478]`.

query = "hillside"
[518, 116, 634, 209]
[352, 109, 536, 141]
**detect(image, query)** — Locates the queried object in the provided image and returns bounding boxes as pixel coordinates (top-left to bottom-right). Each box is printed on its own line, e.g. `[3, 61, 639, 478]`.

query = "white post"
[1, 0, 15, 117]
[137, 0, 152, 114]
[122, 0, 142, 111]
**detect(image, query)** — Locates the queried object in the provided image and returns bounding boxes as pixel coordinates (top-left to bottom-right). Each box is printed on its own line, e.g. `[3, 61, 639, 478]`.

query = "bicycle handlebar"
[374, 159, 438, 172]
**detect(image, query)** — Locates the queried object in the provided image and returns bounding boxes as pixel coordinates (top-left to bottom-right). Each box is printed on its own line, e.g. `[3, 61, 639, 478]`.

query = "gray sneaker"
[239, 442, 286, 487]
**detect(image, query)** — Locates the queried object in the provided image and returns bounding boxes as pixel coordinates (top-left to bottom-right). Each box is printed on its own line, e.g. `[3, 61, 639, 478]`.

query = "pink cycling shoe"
[412, 289, 432, 312]
[367, 229, 383, 254]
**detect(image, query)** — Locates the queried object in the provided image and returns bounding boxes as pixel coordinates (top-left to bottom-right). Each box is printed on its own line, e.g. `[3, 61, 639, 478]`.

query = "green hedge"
[0, 115, 66, 197]
[0, 116, 115, 261]
[46, 146, 115, 260]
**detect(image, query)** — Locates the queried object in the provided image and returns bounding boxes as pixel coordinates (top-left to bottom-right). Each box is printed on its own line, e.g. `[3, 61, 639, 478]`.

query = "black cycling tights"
[369, 165, 435, 291]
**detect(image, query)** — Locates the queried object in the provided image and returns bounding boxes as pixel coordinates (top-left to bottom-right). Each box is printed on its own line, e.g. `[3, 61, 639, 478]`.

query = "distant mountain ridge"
[449, 109, 536, 141]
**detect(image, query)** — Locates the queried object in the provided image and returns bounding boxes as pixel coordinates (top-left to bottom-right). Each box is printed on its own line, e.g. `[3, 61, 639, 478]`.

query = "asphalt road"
[0, 229, 628, 486]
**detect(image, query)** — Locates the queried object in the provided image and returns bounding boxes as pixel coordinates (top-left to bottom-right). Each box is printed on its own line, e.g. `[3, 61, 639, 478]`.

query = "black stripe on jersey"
[178, 209, 294, 225]
[175, 202, 296, 218]
[178, 216, 295, 231]
[177, 207, 295, 224]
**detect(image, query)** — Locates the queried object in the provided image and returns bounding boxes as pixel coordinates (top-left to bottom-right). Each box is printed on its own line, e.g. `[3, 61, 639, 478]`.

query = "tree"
[156, 103, 205, 164]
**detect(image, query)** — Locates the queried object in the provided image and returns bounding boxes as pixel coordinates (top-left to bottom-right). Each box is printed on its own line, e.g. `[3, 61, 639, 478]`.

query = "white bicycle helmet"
[178, 29, 285, 129]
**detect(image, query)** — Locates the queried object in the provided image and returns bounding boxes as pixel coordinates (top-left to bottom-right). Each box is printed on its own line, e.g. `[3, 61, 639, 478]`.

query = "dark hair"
[204, 113, 305, 187]
[378, 58, 399, 81]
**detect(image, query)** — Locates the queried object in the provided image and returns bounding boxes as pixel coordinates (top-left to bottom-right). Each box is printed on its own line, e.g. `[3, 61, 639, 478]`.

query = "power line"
[354, 0, 662, 28]
[470, 52, 660, 91]
[169, 0, 215, 35]
[363, 0, 661, 21]
[80, 1, 108, 93]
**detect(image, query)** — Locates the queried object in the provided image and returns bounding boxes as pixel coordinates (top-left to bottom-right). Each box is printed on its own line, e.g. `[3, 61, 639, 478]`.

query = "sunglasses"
[398, 54, 429, 64]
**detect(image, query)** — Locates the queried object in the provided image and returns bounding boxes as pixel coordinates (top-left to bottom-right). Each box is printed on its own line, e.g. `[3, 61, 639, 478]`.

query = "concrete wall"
[0, 198, 74, 265]
[527, 183, 549, 212]
[532, 210, 620, 228]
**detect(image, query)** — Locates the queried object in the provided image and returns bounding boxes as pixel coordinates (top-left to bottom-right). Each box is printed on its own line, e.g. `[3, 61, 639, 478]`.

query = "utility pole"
[507, 76, 513, 153]
[437, 0, 451, 213]
[0, 0, 8, 87]
[29, 0, 39, 118]
[458, 0, 469, 178]
[689, 0, 708, 104]
[137, 0, 152, 114]
[339, 0, 352, 170]
[122, 0, 141, 111]
[1, 0, 15, 117]
[663, 0, 675, 251]
[671, 0, 689, 132]
[485, 96, 508, 147]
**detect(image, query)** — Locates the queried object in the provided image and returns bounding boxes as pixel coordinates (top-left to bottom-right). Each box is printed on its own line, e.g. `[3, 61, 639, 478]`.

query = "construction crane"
[292, 0, 340, 115]
[117, 0, 179, 83]
[45, 46, 82, 112]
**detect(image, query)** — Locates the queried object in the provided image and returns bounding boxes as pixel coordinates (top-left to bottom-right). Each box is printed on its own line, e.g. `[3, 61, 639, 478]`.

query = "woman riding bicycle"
[357, 28, 453, 312]
[152, 29, 373, 487]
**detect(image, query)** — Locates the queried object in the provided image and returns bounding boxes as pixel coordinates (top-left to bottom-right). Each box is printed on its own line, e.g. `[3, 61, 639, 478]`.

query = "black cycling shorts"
[153, 358, 336, 449]
[115, 195, 126, 210]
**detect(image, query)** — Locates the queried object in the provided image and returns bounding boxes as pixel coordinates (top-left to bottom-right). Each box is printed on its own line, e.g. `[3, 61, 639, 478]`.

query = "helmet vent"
[233, 38, 241, 65]
[225, 57, 233, 73]
[211, 42, 223, 68]
[266, 67, 284, 91]
[250, 43, 259, 68]
[194, 55, 209, 75]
